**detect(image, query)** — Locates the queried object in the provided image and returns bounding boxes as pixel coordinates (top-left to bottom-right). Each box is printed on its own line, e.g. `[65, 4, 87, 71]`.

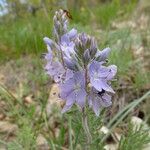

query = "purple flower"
[43, 37, 60, 51]
[64, 57, 77, 70]
[89, 61, 117, 93]
[65, 69, 74, 80]
[53, 9, 68, 39]
[44, 49, 53, 62]
[66, 28, 77, 40]
[60, 35, 75, 58]
[43, 9, 118, 116]
[45, 61, 65, 83]
[43, 37, 54, 48]
[60, 29, 77, 58]
[88, 88, 112, 116]
[60, 71, 87, 113]
[95, 47, 111, 62]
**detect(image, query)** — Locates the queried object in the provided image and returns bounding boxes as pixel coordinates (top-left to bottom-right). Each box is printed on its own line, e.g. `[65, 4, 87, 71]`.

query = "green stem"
[81, 67, 92, 148]
[69, 117, 73, 150]
[82, 108, 92, 148]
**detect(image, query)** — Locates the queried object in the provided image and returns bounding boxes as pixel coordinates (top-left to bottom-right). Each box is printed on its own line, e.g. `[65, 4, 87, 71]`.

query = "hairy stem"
[81, 67, 92, 148]
[82, 108, 92, 148]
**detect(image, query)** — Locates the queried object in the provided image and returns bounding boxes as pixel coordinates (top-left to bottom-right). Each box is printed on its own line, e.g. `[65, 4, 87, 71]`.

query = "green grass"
[0, 16, 52, 61]
[119, 124, 150, 150]
[0, 0, 138, 62]
[0, 84, 150, 149]
[94, 0, 138, 28]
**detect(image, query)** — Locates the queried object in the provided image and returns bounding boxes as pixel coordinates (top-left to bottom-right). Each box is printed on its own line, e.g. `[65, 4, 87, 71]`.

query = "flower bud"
[74, 33, 98, 66]
[67, 28, 77, 40]
[62, 14, 67, 22]
[53, 16, 57, 23]
[83, 49, 91, 64]
[64, 57, 77, 71]
[95, 47, 111, 62]
[53, 9, 69, 39]
[43, 37, 54, 48]
[59, 9, 64, 15]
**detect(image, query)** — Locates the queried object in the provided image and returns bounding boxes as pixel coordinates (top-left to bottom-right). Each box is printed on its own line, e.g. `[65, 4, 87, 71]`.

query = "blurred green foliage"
[0, 0, 138, 61]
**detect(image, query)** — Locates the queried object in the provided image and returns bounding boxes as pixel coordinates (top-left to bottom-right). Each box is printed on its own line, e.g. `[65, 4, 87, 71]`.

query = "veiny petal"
[99, 80, 115, 93]
[75, 89, 86, 108]
[44, 37, 59, 51]
[89, 61, 108, 77]
[59, 79, 74, 99]
[106, 65, 117, 80]
[96, 47, 111, 62]
[62, 44, 75, 58]
[61, 95, 75, 113]
[65, 69, 74, 80]
[74, 71, 85, 87]
[90, 78, 115, 93]
[87, 88, 101, 116]
[90, 78, 103, 92]
[92, 97, 101, 116]
[98, 66, 111, 78]
[43, 37, 54, 47]
[61, 34, 70, 44]
[89, 61, 100, 76]
[45, 63, 56, 76]
[67, 28, 77, 40]
[64, 57, 76, 70]
[101, 93, 112, 107]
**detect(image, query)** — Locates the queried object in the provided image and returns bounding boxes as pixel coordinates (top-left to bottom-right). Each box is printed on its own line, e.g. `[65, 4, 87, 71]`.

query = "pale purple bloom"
[43, 37, 54, 48]
[43, 9, 117, 115]
[59, 29, 78, 70]
[60, 29, 77, 58]
[64, 57, 77, 70]
[65, 69, 74, 80]
[60, 35, 75, 58]
[88, 88, 112, 116]
[43, 37, 59, 54]
[107, 65, 117, 80]
[53, 10, 68, 39]
[60, 71, 86, 113]
[45, 61, 65, 83]
[66, 28, 77, 40]
[95, 47, 111, 62]
[89, 61, 117, 93]
[74, 33, 97, 67]
[43, 38, 53, 62]
[44, 49, 53, 61]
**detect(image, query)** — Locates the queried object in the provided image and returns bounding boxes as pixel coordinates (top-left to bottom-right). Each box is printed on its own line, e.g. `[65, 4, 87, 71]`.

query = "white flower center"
[74, 83, 81, 92]
[93, 72, 99, 80]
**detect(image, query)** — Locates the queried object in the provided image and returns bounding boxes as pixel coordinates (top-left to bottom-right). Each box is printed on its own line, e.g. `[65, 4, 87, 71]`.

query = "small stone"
[0, 121, 18, 134]
[104, 144, 118, 150]
[36, 134, 49, 150]
[0, 114, 5, 120]
[24, 94, 34, 104]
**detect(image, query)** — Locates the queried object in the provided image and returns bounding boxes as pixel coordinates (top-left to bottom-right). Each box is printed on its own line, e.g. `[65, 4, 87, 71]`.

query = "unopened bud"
[62, 14, 67, 22]
[64, 57, 77, 71]
[83, 49, 91, 64]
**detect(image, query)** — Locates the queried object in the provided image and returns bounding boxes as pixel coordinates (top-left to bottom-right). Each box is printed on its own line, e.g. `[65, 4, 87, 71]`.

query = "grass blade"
[69, 116, 73, 150]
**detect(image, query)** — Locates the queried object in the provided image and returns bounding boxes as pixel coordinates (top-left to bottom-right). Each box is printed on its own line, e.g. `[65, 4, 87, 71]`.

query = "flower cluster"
[44, 9, 117, 116]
